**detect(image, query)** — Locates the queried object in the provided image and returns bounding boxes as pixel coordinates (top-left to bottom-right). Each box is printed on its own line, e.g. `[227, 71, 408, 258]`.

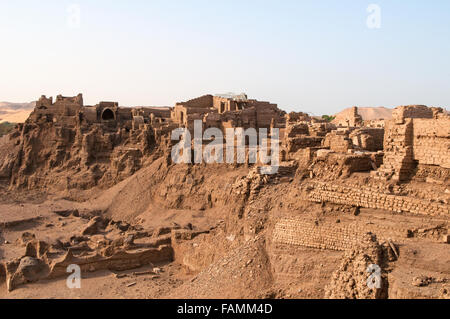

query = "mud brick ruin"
[374, 105, 450, 181]
[0, 94, 449, 299]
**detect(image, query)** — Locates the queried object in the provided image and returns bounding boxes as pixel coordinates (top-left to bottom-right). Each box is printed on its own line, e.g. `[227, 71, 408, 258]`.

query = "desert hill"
[335, 106, 393, 121]
[0, 102, 35, 123]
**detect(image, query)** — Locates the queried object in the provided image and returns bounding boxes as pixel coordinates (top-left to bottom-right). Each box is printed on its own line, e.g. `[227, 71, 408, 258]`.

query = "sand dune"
[336, 106, 449, 121]
[0, 102, 35, 123]
[356, 107, 393, 120]
[335, 106, 393, 121]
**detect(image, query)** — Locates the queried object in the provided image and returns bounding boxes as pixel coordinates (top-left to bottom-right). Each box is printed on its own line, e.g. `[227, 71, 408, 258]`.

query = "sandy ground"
[0, 102, 34, 123]
[0, 176, 448, 299]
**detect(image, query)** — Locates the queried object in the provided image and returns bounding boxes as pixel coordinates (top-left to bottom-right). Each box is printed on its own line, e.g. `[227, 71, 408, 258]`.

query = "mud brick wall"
[412, 118, 450, 167]
[414, 164, 450, 182]
[290, 147, 317, 164]
[392, 105, 433, 121]
[272, 218, 409, 251]
[309, 123, 336, 137]
[57, 116, 77, 127]
[285, 136, 322, 153]
[338, 154, 373, 173]
[375, 119, 415, 181]
[375, 109, 450, 181]
[308, 182, 450, 216]
[285, 123, 309, 138]
[323, 133, 353, 153]
[273, 218, 379, 251]
[286, 112, 311, 122]
[213, 96, 234, 113]
[117, 108, 133, 121]
[350, 128, 384, 152]
[81, 107, 98, 123]
[256, 108, 281, 128]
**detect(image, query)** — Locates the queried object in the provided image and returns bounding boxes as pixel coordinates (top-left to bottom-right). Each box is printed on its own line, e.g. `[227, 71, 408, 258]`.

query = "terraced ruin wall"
[307, 182, 450, 216]
[272, 218, 404, 251]
[273, 218, 370, 251]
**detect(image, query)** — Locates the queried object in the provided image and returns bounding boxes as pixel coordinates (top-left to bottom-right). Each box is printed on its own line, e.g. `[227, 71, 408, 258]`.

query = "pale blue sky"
[0, 0, 449, 114]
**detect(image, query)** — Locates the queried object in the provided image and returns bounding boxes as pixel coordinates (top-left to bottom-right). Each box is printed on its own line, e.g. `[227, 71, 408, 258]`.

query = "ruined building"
[1, 94, 449, 191]
[0, 93, 286, 189]
[374, 105, 450, 181]
[171, 93, 284, 133]
[0, 94, 449, 298]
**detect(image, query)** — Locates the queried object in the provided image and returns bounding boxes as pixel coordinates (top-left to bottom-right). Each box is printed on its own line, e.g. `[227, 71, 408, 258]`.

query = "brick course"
[307, 182, 450, 216]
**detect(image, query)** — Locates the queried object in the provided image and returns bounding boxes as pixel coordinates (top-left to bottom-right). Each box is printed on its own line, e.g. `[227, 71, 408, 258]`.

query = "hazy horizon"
[1, 0, 449, 114]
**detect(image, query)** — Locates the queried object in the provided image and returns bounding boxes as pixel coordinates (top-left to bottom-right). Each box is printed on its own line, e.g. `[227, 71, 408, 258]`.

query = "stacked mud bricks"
[273, 218, 384, 251]
[308, 181, 450, 216]
[374, 105, 450, 181]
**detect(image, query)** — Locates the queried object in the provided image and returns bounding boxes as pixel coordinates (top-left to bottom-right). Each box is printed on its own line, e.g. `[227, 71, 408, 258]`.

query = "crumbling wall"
[322, 131, 353, 153]
[309, 123, 336, 137]
[285, 123, 309, 137]
[375, 118, 415, 181]
[412, 118, 450, 167]
[350, 128, 384, 152]
[255, 102, 283, 128]
[375, 108, 450, 181]
[308, 182, 450, 216]
[322, 127, 384, 153]
[286, 112, 311, 123]
[392, 105, 433, 121]
[273, 218, 379, 251]
[284, 136, 322, 154]
[324, 236, 385, 299]
[272, 216, 410, 252]
[289, 147, 317, 166]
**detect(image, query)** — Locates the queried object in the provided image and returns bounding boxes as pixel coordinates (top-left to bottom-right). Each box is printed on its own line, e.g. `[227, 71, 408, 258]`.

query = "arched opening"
[102, 108, 115, 121]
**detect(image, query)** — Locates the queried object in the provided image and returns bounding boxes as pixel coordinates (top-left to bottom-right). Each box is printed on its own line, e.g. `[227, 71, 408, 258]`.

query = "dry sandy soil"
[0, 165, 448, 299]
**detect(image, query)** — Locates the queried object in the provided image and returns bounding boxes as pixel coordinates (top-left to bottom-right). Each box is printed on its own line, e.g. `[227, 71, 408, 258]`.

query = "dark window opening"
[102, 109, 115, 121]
